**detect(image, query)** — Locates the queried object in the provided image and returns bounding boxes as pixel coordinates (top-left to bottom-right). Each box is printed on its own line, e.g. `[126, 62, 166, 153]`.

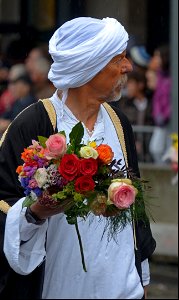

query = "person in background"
[0, 60, 11, 116]
[0, 60, 10, 96]
[128, 45, 151, 76]
[0, 17, 155, 299]
[147, 45, 171, 163]
[120, 71, 153, 126]
[27, 57, 55, 100]
[119, 71, 153, 162]
[0, 74, 37, 136]
[0, 64, 27, 117]
[25, 45, 52, 75]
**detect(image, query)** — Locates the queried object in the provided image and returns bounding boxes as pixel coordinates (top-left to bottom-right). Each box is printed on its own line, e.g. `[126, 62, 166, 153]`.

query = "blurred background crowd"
[0, 45, 55, 133]
[0, 40, 172, 165]
[0, 0, 177, 167]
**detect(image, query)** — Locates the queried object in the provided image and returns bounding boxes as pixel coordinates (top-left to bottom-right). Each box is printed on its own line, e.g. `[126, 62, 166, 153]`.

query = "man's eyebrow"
[112, 55, 125, 63]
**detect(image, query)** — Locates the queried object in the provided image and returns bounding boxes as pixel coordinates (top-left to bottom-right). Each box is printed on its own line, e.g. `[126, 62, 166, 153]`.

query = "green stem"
[75, 221, 87, 272]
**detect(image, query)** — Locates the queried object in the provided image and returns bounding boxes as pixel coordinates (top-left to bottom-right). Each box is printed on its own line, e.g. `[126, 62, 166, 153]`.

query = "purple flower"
[58, 177, 68, 188]
[33, 188, 42, 197]
[21, 177, 30, 188]
[38, 159, 47, 168]
[24, 187, 31, 196]
[33, 155, 39, 161]
[23, 166, 37, 177]
[33, 155, 48, 168]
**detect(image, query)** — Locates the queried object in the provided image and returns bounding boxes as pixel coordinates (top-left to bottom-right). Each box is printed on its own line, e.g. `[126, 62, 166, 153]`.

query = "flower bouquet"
[17, 122, 148, 271]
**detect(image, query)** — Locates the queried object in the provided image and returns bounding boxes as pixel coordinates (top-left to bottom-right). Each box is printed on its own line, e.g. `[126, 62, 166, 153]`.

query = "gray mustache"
[115, 75, 128, 89]
[119, 75, 128, 86]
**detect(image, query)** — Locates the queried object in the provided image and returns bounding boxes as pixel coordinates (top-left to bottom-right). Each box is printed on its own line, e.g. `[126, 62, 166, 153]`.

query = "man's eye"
[113, 57, 124, 64]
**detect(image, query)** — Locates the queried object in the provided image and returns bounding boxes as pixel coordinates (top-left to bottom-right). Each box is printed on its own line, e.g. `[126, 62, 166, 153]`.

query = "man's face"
[88, 51, 133, 102]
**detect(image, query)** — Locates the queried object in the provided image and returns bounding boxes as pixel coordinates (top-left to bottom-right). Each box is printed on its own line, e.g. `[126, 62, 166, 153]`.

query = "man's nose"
[121, 58, 133, 73]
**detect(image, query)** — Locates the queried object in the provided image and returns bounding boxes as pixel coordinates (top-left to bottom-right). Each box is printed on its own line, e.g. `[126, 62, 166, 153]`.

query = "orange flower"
[21, 148, 34, 162]
[96, 144, 114, 164]
[16, 165, 23, 174]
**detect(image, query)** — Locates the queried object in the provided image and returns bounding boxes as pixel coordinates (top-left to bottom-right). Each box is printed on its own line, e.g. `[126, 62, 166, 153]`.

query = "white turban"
[48, 17, 128, 90]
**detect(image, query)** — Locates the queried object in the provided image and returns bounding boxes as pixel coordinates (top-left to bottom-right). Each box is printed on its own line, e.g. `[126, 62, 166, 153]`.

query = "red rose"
[80, 158, 98, 176]
[59, 154, 80, 181]
[75, 176, 95, 193]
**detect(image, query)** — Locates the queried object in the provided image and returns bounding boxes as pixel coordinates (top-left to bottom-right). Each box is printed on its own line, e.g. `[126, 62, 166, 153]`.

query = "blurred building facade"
[0, 0, 172, 49]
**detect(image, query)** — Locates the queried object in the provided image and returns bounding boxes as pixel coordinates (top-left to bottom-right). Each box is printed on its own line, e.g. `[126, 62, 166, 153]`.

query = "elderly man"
[0, 17, 155, 299]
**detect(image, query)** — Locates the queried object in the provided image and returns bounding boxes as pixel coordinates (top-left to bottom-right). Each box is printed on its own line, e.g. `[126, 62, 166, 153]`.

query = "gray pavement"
[148, 222, 178, 299]
[150, 223, 178, 257]
[148, 260, 178, 299]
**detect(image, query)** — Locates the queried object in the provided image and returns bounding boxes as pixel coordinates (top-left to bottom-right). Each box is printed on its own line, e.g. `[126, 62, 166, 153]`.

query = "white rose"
[34, 168, 48, 188]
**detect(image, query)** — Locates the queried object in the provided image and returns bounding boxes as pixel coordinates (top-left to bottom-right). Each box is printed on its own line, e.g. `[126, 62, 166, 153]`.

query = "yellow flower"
[88, 141, 97, 148]
[170, 133, 178, 140]
[170, 133, 178, 150]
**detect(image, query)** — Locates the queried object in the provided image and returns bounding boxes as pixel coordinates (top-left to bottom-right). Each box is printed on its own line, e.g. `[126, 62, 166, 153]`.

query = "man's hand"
[30, 198, 73, 220]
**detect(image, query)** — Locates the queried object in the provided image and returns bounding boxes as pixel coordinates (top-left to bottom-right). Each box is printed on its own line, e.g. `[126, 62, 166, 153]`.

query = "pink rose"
[45, 134, 67, 159]
[108, 180, 138, 209]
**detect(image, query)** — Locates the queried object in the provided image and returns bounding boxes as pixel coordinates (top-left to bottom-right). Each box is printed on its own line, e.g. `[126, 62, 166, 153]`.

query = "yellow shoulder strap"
[0, 125, 10, 148]
[0, 200, 11, 214]
[40, 98, 57, 131]
[102, 103, 128, 167]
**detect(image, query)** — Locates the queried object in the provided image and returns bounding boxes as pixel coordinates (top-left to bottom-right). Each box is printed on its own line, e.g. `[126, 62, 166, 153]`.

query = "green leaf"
[38, 136, 48, 148]
[66, 144, 75, 154]
[58, 131, 66, 137]
[53, 191, 67, 200]
[74, 192, 84, 202]
[22, 196, 35, 208]
[69, 122, 84, 146]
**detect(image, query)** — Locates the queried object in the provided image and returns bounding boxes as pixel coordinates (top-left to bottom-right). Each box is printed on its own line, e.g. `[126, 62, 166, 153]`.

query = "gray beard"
[106, 75, 127, 103]
[111, 91, 122, 102]
[106, 91, 122, 103]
